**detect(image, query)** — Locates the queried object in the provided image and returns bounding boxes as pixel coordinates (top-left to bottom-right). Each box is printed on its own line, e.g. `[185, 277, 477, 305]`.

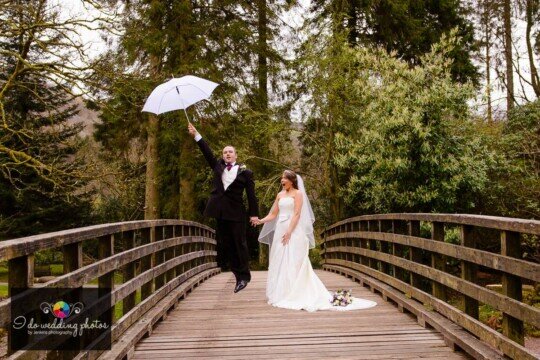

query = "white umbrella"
[142, 75, 219, 122]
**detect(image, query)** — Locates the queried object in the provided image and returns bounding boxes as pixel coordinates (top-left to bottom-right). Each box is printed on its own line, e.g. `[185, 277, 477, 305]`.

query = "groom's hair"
[283, 170, 298, 189]
[223, 145, 236, 154]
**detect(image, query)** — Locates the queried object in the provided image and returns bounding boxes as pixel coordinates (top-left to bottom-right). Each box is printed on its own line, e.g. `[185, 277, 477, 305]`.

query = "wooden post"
[431, 222, 447, 301]
[359, 221, 368, 266]
[141, 227, 155, 300]
[8, 254, 34, 354]
[175, 225, 184, 276]
[165, 226, 176, 282]
[393, 220, 406, 282]
[122, 231, 136, 315]
[409, 221, 423, 290]
[63, 242, 83, 274]
[321, 228, 326, 266]
[460, 225, 479, 319]
[62, 241, 84, 351]
[98, 234, 114, 325]
[154, 226, 166, 290]
[187, 226, 193, 271]
[368, 221, 378, 270]
[501, 230, 524, 345]
[380, 220, 392, 275]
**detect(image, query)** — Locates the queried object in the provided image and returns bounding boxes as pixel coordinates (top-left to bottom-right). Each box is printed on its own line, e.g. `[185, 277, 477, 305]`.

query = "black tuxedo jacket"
[196, 138, 259, 222]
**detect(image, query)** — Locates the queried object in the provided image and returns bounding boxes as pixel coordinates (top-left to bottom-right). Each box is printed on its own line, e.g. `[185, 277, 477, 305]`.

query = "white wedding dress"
[265, 196, 377, 312]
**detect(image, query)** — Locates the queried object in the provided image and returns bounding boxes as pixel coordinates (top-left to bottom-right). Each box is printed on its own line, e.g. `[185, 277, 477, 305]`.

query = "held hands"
[250, 217, 261, 226]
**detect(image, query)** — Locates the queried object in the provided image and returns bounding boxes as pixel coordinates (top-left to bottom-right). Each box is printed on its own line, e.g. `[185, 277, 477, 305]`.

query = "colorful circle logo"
[52, 301, 70, 319]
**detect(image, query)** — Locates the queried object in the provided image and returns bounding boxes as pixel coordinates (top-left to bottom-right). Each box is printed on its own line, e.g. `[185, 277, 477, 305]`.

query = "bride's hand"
[281, 232, 291, 245]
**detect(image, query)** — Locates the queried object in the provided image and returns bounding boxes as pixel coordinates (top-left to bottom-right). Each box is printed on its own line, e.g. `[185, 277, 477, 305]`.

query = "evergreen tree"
[310, 0, 479, 83]
[92, 1, 293, 241]
[0, 0, 94, 239]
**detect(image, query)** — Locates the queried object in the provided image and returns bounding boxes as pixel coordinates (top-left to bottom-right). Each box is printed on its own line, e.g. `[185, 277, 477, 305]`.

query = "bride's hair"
[283, 170, 298, 189]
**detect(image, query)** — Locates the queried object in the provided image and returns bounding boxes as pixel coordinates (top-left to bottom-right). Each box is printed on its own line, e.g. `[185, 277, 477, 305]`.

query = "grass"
[449, 285, 540, 337]
[113, 290, 142, 321]
[0, 262, 123, 285]
[0, 262, 7, 283]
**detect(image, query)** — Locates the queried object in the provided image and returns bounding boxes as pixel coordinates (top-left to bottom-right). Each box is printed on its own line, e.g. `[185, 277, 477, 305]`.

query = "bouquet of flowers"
[331, 289, 353, 307]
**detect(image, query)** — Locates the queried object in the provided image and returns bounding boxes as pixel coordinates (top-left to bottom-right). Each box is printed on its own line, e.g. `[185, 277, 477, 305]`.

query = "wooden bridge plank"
[133, 271, 468, 360]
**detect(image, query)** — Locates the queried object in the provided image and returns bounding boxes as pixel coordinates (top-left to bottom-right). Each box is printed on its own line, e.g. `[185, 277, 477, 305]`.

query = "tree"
[524, 0, 540, 97]
[92, 0, 293, 228]
[474, 0, 500, 122]
[300, 29, 494, 223]
[490, 100, 540, 219]
[503, 0, 516, 112]
[310, 0, 479, 83]
[0, 0, 105, 238]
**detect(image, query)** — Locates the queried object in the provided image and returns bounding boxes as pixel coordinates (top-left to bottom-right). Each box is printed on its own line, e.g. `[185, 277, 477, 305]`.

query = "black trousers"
[216, 219, 251, 282]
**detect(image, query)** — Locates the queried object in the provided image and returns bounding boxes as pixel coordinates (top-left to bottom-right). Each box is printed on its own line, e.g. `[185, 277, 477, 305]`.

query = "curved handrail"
[321, 214, 539, 360]
[1, 219, 219, 359]
[0, 219, 214, 261]
[324, 213, 540, 235]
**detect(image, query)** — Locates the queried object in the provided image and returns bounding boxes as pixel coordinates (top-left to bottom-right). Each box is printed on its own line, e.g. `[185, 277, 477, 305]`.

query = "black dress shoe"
[234, 280, 249, 293]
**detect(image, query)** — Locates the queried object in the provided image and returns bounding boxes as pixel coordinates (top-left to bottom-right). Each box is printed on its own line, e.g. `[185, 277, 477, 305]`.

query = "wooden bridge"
[0, 214, 539, 359]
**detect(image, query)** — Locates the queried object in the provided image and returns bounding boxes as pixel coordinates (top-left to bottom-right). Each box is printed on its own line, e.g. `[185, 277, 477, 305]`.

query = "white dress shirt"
[195, 134, 238, 190]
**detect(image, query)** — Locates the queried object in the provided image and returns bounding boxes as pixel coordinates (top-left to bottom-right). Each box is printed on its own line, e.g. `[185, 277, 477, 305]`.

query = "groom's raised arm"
[188, 123, 218, 169]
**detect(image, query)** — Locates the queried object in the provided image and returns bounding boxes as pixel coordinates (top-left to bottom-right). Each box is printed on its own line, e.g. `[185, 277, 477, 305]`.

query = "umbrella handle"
[183, 107, 191, 124]
[179, 94, 191, 124]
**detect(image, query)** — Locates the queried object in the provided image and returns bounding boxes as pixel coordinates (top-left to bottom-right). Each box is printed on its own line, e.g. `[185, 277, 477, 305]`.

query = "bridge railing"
[321, 214, 540, 360]
[0, 219, 219, 359]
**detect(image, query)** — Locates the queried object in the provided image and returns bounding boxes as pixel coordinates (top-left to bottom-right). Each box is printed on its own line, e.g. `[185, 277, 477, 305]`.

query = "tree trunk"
[257, 0, 269, 268]
[486, 37, 493, 122]
[347, 0, 359, 46]
[257, 0, 268, 111]
[144, 54, 160, 220]
[144, 113, 159, 220]
[503, 0, 515, 113]
[178, 131, 197, 220]
[484, 1, 493, 123]
[526, 0, 540, 97]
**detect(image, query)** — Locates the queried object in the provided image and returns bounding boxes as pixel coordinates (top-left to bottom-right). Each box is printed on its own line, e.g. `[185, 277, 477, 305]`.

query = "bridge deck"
[133, 270, 468, 359]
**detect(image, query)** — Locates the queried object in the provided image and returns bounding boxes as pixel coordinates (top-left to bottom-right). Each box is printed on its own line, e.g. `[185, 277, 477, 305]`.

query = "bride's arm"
[282, 192, 303, 245]
[258, 196, 279, 224]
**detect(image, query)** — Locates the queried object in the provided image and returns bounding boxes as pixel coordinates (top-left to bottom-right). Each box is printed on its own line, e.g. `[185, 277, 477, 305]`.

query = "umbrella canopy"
[142, 75, 219, 115]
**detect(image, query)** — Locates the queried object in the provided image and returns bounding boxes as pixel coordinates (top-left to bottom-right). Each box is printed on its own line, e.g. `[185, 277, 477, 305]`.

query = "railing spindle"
[122, 230, 137, 314]
[501, 230, 524, 345]
[460, 225, 479, 319]
[141, 227, 155, 300]
[431, 222, 447, 301]
[98, 234, 115, 326]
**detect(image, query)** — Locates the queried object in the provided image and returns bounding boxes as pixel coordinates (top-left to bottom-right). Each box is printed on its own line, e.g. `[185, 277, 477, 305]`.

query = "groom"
[188, 123, 259, 293]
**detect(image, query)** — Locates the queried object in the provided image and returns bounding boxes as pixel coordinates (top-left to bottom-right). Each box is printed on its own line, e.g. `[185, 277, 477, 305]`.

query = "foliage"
[91, 0, 294, 226]
[333, 34, 492, 215]
[300, 28, 493, 224]
[488, 100, 540, 220]
[309, 0, 479, 83]
[0, 0, 102, 239]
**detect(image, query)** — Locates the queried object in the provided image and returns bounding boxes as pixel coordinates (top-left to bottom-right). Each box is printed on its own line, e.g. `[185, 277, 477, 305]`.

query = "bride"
[254, 170, 377, 312]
